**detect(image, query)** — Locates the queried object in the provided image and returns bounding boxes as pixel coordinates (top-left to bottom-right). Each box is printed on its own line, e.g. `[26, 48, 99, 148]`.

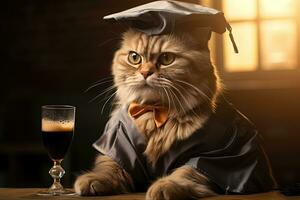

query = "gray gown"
[93, 98, 276, 194]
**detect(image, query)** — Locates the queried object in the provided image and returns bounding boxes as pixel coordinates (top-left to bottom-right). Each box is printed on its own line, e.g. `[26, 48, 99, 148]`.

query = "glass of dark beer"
[38, 105, 75, 196]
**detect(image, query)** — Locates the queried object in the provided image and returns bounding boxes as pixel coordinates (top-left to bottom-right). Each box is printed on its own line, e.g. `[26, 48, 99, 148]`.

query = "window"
[201, 0, 300, 89]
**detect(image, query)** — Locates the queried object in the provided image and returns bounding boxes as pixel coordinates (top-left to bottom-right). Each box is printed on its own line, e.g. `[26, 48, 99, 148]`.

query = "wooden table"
[0, 188, 299, 200]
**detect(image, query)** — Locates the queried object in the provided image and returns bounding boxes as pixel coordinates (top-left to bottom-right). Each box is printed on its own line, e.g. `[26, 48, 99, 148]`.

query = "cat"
[74, 27, 275, 199]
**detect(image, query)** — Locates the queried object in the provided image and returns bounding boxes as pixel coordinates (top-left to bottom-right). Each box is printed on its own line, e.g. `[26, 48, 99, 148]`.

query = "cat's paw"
[74, 172, 112, 196]
[146, 178, 190, 200]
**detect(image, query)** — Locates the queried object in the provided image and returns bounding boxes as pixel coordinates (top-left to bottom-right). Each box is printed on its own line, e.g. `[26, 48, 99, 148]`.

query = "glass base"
[37, 188, 76, 196]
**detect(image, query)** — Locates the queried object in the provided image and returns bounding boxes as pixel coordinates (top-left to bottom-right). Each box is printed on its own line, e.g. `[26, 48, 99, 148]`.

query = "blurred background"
[0, 0, 299, 189]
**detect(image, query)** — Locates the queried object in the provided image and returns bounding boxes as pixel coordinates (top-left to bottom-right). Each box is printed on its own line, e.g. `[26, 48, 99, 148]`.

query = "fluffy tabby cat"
[74, 27, 219, 199]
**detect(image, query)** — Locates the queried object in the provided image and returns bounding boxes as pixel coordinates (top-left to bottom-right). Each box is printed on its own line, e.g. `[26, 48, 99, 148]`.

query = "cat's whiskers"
[168, 87, 186, 116]
[174, 79, 213, 102]
[126, 82, 143, 87]
[162, 87, 171, 113]
[85, 78, 114, 93]
[158, 79, 192, 108]
[149, 80, 171, 89]
[161, 77, 215, 105]
[157, 79, 186, 114]
[124, 77, 144, 87]
[128, 78, 179, 115]
[90, 80, 133, 104]
[170, 81, 215, 120]
[173, 81, 215, 107]
[157, 78, 204, 120]
[161, 84, 179, 115]
[100, 80, 139, 113]
[172, 86, 200, 118]
[89, 84, 118, 103]
[166, 88, 180, 115]
[101, 90, 118, 115]
[173, 80, 218, 111]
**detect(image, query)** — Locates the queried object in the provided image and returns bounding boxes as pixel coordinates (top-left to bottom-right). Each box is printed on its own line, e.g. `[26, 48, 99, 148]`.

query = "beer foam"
[42, 119, 74, 132]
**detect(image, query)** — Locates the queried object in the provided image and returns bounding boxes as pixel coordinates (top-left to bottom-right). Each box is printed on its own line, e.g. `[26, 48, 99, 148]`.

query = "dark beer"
[42, 131, 73, 160]
[39, 105, 76, 196]
[42, 120, 74, 161]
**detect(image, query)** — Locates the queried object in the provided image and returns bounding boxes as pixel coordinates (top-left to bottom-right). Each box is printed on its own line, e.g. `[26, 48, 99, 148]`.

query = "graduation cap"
[103, 0, 238, 53]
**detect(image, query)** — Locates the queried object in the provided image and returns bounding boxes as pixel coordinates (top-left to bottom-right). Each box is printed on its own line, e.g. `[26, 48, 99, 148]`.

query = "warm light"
[260, 20, 297, 70]
[260, 0, 295, 18]
[222, 0, 297, 72]
[224, 23, 258, 72]
[223, 0, 257, 20]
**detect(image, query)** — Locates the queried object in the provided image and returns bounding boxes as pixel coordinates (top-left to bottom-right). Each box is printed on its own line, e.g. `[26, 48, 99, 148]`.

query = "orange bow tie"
[128, 102, 168, 128]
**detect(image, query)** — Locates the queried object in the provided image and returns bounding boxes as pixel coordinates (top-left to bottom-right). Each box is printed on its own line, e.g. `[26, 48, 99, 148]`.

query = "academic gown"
[93, 98, 276, 194]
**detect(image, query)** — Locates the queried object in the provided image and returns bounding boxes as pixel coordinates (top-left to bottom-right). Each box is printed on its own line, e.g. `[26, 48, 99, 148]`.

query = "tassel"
[226, 23, 239, 54]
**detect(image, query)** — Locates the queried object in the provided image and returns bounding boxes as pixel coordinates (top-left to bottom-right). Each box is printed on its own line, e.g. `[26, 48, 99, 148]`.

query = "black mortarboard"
[103, 0, 238, 53]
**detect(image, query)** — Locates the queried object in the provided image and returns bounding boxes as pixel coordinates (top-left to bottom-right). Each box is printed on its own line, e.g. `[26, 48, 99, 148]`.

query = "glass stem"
[49, 160, 65, 193]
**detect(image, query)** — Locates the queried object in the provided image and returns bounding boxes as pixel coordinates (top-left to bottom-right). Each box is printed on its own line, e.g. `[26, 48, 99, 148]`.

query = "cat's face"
[112, 29, 219, 115]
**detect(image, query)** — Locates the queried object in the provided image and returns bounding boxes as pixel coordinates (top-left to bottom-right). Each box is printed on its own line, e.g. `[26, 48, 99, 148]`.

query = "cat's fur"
[74, 28, 220, 199]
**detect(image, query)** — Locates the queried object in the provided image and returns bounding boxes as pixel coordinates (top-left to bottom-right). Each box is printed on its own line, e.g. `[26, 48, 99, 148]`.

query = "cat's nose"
[139, 63, 156, 79]
[140, 70, 154, 79]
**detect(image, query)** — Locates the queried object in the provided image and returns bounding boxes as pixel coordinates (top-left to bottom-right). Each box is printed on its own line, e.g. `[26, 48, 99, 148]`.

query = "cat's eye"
[158, 52, 176, 66]
[128, 51, 142, 65]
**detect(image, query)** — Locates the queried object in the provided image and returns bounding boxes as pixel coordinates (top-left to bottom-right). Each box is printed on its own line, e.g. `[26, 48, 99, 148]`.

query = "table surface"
[0, 188, 299, 200]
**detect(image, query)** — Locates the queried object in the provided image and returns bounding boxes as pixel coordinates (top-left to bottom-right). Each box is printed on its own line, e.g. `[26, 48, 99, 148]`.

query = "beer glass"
[38, 105, 75, 195]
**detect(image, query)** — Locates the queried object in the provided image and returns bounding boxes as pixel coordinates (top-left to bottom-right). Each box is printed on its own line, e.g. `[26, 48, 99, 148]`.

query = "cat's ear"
[188, 27, 212, 50]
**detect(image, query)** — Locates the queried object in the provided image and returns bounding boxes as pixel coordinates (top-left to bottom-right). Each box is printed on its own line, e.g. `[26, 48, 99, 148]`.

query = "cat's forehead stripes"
[145, 36, 163, 59]
[124, 30, 181, 61]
